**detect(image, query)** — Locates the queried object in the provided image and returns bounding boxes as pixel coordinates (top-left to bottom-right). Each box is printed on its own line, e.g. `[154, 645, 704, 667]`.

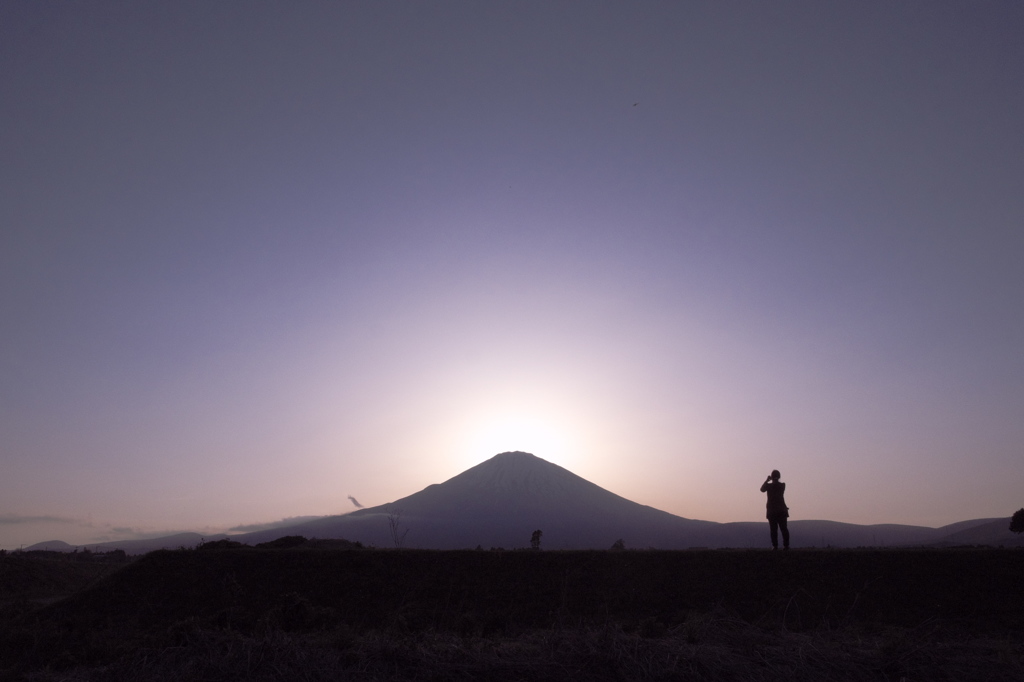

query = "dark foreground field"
[1, 545, 1022, 681]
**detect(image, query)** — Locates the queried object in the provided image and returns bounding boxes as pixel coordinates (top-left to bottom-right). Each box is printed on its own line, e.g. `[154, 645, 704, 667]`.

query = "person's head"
[770, 470, 780, 481]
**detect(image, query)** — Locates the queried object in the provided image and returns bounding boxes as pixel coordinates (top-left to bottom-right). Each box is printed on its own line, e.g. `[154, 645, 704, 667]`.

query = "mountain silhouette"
[25, 452, 1021, 552]
[232, 452, 1012, 550]
[361, 450, 721, 548]
[239, 451, 717, 549]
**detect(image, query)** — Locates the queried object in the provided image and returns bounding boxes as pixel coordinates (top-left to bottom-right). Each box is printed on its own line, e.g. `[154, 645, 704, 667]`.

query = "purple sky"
[2, 2, 1022, 548]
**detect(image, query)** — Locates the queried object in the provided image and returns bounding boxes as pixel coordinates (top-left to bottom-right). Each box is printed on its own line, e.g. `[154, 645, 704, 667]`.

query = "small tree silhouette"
[530, 529, 543, 550]
[610, 539, 625, 551]
[387, 507, 409, 548]
[1010, 508, 1024, 534]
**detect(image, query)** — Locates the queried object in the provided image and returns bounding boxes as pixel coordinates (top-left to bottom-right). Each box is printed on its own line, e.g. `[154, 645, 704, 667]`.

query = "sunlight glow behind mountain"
[458, 415, 575, 471]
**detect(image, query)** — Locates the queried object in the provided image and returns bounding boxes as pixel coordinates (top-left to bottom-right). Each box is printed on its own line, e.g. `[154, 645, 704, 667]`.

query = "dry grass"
[4, 548, 1023, 681]
[19, 614, 1024, 681]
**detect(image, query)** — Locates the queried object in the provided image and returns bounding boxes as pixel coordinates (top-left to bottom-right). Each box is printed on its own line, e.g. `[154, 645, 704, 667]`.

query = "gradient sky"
[2, 1, 1022, 548]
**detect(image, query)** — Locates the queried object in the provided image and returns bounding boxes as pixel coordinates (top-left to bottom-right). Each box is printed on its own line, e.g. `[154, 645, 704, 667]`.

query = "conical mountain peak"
[375, 451, 650, 521]
[492, 451, 538, 458]
[451, 451, 576, 493]
[235, 451, 711, 549]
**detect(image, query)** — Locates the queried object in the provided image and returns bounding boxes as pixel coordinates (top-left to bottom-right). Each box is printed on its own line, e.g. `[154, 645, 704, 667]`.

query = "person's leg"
[779, 518, 790, 549]
[768, 519, 779, 549]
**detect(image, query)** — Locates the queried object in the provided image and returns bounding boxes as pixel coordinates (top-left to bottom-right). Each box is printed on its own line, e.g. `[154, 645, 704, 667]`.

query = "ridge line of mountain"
[22, 452, 1021, 552]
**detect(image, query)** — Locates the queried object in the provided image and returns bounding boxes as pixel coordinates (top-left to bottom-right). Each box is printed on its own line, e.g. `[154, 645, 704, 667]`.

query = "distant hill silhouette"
[25, 532, 225, 554]
[932, 518, 1024, 547]
[26, 453, 1020, 552]
[24, 540, 75, 551]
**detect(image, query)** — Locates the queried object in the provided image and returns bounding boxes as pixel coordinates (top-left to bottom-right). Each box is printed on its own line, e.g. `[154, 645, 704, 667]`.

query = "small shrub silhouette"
[256, 536, 308, 549]
[1011, 508, 1024, 534]
[197, 538, 245, 551]
[387, 507, 409, 548]
[530, 530, 542, 550]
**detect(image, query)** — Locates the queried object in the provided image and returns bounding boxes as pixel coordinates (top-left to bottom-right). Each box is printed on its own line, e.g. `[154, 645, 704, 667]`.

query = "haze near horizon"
[2, 2, 1023, 549]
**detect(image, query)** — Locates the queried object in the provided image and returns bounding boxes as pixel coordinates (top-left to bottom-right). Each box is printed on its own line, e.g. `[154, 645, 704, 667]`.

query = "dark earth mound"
[2, 547, 1022, 680]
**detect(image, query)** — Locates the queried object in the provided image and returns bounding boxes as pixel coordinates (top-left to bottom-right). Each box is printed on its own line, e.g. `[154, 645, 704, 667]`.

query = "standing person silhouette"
[760, 470, 790, 550]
